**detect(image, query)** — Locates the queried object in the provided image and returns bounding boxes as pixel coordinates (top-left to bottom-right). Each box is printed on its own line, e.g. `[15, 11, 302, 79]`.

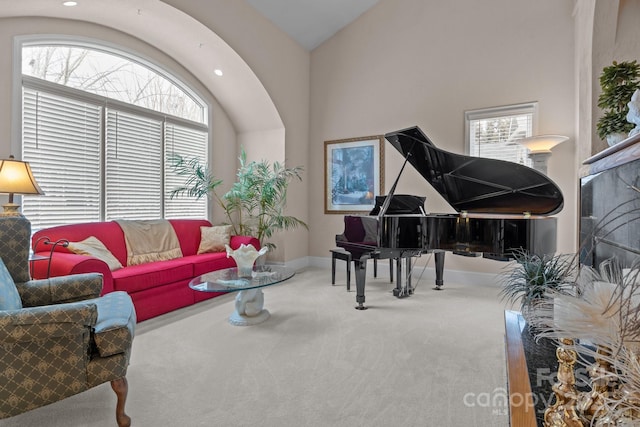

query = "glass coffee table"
[189, 265, 295, 326]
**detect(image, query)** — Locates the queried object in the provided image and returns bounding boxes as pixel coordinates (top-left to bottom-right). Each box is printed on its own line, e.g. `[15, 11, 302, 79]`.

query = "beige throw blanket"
[116, 219, 183, 266]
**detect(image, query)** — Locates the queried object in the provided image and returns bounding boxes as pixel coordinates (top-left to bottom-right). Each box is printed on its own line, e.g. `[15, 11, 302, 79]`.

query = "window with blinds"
[164, 123, 208, 219]
[21, 42, 208, 232]
[22, 89, 102, 228]
[465, 102, 538, 167]
[105, 110, 163, 220]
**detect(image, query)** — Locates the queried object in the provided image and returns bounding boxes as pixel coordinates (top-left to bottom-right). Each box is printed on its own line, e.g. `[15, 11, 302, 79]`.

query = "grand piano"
[336, 126, 564, 310]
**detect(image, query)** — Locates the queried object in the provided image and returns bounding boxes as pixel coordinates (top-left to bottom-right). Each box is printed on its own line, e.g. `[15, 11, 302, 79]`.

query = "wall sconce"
[517, 135, 569, 175]
[0, 155, 44, 216]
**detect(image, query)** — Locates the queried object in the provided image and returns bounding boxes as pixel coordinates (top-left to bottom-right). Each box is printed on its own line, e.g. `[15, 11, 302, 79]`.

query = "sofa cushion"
[68, 236, 123, 271]
[197, 225, 232, 254]
[186, 252, 238, 277]
[0, 257, 22, 310]
[169, 219, 212, 256]
[111, 258, 193, 293]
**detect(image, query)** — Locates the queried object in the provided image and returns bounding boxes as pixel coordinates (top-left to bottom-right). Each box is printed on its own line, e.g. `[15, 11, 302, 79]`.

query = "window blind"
[105, 109, 163, 220]
[22, 80, 209, 231]
[164, 122, 208, 219]
[22, 88, 102, 230]
[465, 103, 537, 167]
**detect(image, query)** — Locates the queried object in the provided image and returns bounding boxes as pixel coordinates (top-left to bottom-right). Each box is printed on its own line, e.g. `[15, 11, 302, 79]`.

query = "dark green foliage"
[597, 60, 640, 140]
[224, 149, 308, 251]
[169, 153, 223, 200]
[170, 149, 307, 250]
[500, 249, 577, 314]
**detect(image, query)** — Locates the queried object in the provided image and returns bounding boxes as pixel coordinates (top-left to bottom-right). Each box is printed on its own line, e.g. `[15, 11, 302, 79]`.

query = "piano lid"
[384, 126, 564, 215]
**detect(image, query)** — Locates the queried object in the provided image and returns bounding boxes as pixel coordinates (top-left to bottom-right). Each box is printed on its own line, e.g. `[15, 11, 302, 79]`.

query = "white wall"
[0, 1, 311, 263]
[163, 0, 312, 262]
[309, 0, 577, 276]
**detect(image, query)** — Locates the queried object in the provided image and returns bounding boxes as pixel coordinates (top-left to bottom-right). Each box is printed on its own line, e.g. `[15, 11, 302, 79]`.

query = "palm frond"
[168, 153, 223, 200]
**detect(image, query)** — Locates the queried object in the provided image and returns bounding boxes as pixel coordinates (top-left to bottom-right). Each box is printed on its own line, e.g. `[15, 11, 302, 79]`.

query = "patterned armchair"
[0, 216, 136, 427]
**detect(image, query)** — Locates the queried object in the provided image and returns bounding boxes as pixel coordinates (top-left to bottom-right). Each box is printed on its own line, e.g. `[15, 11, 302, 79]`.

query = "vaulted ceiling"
[246, 0, 381, 51]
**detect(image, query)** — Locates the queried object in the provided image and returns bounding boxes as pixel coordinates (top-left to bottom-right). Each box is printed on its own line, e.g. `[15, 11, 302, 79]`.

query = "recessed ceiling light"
[63, 1, 78, 6]
[214, 69, 223, 77]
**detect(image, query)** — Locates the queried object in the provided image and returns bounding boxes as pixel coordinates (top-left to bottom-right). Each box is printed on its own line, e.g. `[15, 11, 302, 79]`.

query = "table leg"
[229, 288, 270, 326]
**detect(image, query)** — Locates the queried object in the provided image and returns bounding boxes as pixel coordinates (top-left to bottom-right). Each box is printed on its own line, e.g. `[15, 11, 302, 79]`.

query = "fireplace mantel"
[581, 133, 640, 176]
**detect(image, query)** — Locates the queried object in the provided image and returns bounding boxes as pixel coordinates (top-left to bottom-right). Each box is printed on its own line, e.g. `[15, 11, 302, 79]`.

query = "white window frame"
[464, 102, 538, 166]
[16, 37, 211, 231]
[19, 36, 207, 126]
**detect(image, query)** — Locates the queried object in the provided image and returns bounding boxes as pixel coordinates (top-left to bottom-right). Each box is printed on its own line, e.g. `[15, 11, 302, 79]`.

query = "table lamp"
[0, 155, 44, 216]
[517, 135, 569, 175]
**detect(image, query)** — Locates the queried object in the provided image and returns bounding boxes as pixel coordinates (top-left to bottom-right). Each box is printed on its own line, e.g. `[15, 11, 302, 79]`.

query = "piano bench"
[330, 249, 352, 291]
[331, 250, 390, 291]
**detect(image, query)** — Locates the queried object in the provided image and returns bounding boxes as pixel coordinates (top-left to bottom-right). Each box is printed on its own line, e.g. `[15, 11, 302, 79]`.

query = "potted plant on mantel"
[170, 149, 308, 252]
[596, 60, 640, 146]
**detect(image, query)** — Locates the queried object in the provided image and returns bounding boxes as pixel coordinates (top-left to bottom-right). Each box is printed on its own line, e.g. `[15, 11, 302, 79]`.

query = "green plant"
[499, 249, 577, 318]
[224, 149, 308, 251]
[597, 60, 640, 140]
[170, 149, 308, 251]
[169, 154, 236, 226]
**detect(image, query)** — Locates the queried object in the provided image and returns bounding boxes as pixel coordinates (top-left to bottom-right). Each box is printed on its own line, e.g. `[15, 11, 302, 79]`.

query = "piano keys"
[336, 126, 563, 310]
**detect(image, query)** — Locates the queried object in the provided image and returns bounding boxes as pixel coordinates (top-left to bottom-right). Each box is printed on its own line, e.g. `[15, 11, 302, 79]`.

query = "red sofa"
[30, 219, 260, 321]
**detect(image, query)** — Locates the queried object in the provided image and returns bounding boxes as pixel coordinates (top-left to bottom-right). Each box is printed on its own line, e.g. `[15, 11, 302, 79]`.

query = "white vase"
[225, 244, 269, 277]
[606, 132, 628, 147]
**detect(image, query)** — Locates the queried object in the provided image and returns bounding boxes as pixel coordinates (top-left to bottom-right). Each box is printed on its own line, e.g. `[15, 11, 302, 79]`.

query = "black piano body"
[337, 196, 430, 298]
[336, 126, 563, 310]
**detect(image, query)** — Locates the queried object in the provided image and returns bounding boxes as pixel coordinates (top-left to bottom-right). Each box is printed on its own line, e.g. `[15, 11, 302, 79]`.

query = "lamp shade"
[0, 156, 44, 196]
[0, 156, 44, 216]
[517, 135, 569, 153]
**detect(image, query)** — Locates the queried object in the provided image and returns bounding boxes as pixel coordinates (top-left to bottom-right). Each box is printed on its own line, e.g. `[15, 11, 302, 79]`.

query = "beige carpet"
[2, 266, 510, 427]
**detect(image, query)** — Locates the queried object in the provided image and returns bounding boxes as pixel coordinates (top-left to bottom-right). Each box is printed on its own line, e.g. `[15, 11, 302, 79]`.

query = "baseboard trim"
[284, 255, 501, 287]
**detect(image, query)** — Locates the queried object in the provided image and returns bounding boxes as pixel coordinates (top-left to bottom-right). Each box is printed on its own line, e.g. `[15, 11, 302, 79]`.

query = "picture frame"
[324, 135, 384, 214]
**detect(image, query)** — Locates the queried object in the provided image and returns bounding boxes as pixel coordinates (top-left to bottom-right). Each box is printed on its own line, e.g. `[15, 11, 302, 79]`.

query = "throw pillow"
[0, 257, 22, 310]
[68, 236, 124, 271]
[197, 225, 232, 254]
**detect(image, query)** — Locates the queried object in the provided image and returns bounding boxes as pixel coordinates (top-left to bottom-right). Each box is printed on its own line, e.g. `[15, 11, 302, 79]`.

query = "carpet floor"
[2, 266, 510, 427]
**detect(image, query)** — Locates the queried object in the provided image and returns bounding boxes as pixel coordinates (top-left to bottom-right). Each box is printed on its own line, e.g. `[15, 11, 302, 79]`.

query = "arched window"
[21, 40, 209, 231]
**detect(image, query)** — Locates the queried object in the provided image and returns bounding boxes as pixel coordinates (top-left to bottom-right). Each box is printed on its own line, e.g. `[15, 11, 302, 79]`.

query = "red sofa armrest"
[31, 252, 115, 295]
[229, 236, 260, 251]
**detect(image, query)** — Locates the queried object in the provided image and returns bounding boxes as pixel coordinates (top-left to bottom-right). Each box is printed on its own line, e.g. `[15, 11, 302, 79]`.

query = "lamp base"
[529, 152, 552, 175]
[0, 203, 23, 217]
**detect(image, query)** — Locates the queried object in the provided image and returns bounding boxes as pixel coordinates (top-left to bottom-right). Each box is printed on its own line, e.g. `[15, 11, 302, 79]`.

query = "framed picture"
[324, 135, 384, 214]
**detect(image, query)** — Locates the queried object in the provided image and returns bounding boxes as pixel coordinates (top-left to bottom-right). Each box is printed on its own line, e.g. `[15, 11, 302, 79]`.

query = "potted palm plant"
[222, 149, 307, 251]
[170, 149, 308, 251]
[499, 249, 576, 324]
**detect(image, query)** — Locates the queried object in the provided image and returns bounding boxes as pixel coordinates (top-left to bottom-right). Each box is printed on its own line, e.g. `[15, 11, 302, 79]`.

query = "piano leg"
[393, 257, 402, 297]
[392, 257, 414, 298]
[354, 253, 370, 310]
[434, 250, 445, 290]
